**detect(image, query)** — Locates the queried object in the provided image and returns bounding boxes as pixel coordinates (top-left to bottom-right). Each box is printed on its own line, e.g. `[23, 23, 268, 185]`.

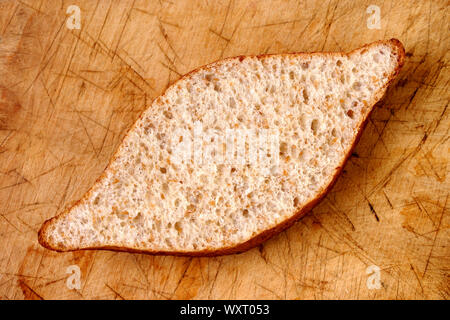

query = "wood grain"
[0, 0, 448, 300]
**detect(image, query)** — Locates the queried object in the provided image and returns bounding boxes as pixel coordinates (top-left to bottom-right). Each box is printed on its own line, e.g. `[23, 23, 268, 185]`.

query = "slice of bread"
[38, 39, 405, 256]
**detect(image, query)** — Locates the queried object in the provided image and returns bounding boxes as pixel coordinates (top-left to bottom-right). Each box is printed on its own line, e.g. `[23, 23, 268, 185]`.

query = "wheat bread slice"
[38, 39, 405, 256]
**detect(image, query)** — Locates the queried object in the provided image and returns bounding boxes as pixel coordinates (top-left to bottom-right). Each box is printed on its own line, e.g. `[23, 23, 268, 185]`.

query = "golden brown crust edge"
[38, 39, 405, 257]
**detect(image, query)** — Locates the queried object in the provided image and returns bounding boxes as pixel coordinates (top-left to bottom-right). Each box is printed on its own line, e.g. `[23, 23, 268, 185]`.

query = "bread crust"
[38, 39, 405, 256]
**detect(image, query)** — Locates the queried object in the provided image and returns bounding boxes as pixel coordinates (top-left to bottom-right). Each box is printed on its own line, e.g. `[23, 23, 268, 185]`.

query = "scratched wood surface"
[0, 0, 448, 300]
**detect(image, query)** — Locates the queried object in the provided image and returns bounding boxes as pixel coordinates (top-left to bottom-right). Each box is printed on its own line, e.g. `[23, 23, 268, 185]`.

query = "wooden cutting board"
[0, 0, 448, 300]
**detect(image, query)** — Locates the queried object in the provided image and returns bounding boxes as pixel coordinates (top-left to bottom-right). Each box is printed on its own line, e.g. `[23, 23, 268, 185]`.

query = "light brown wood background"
[0, 0, 448, 300]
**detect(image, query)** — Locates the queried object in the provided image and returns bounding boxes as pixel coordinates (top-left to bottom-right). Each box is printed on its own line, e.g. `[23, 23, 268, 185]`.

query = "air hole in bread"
[289, 71, 295, 80]
[303, 88, 309, 103]
[311, 119, 319, 134]
[353, 82, 362, 90]
[163, 110, 173, 119]
[346, 110, 354, 119]
[174, 221, 182, 234]
[140, 142, 149, 152]
[144, 123, 154, 134]
[280, 142, 288, 156]
[186, 204, 196, 215]
[331, 128, 337, 137]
